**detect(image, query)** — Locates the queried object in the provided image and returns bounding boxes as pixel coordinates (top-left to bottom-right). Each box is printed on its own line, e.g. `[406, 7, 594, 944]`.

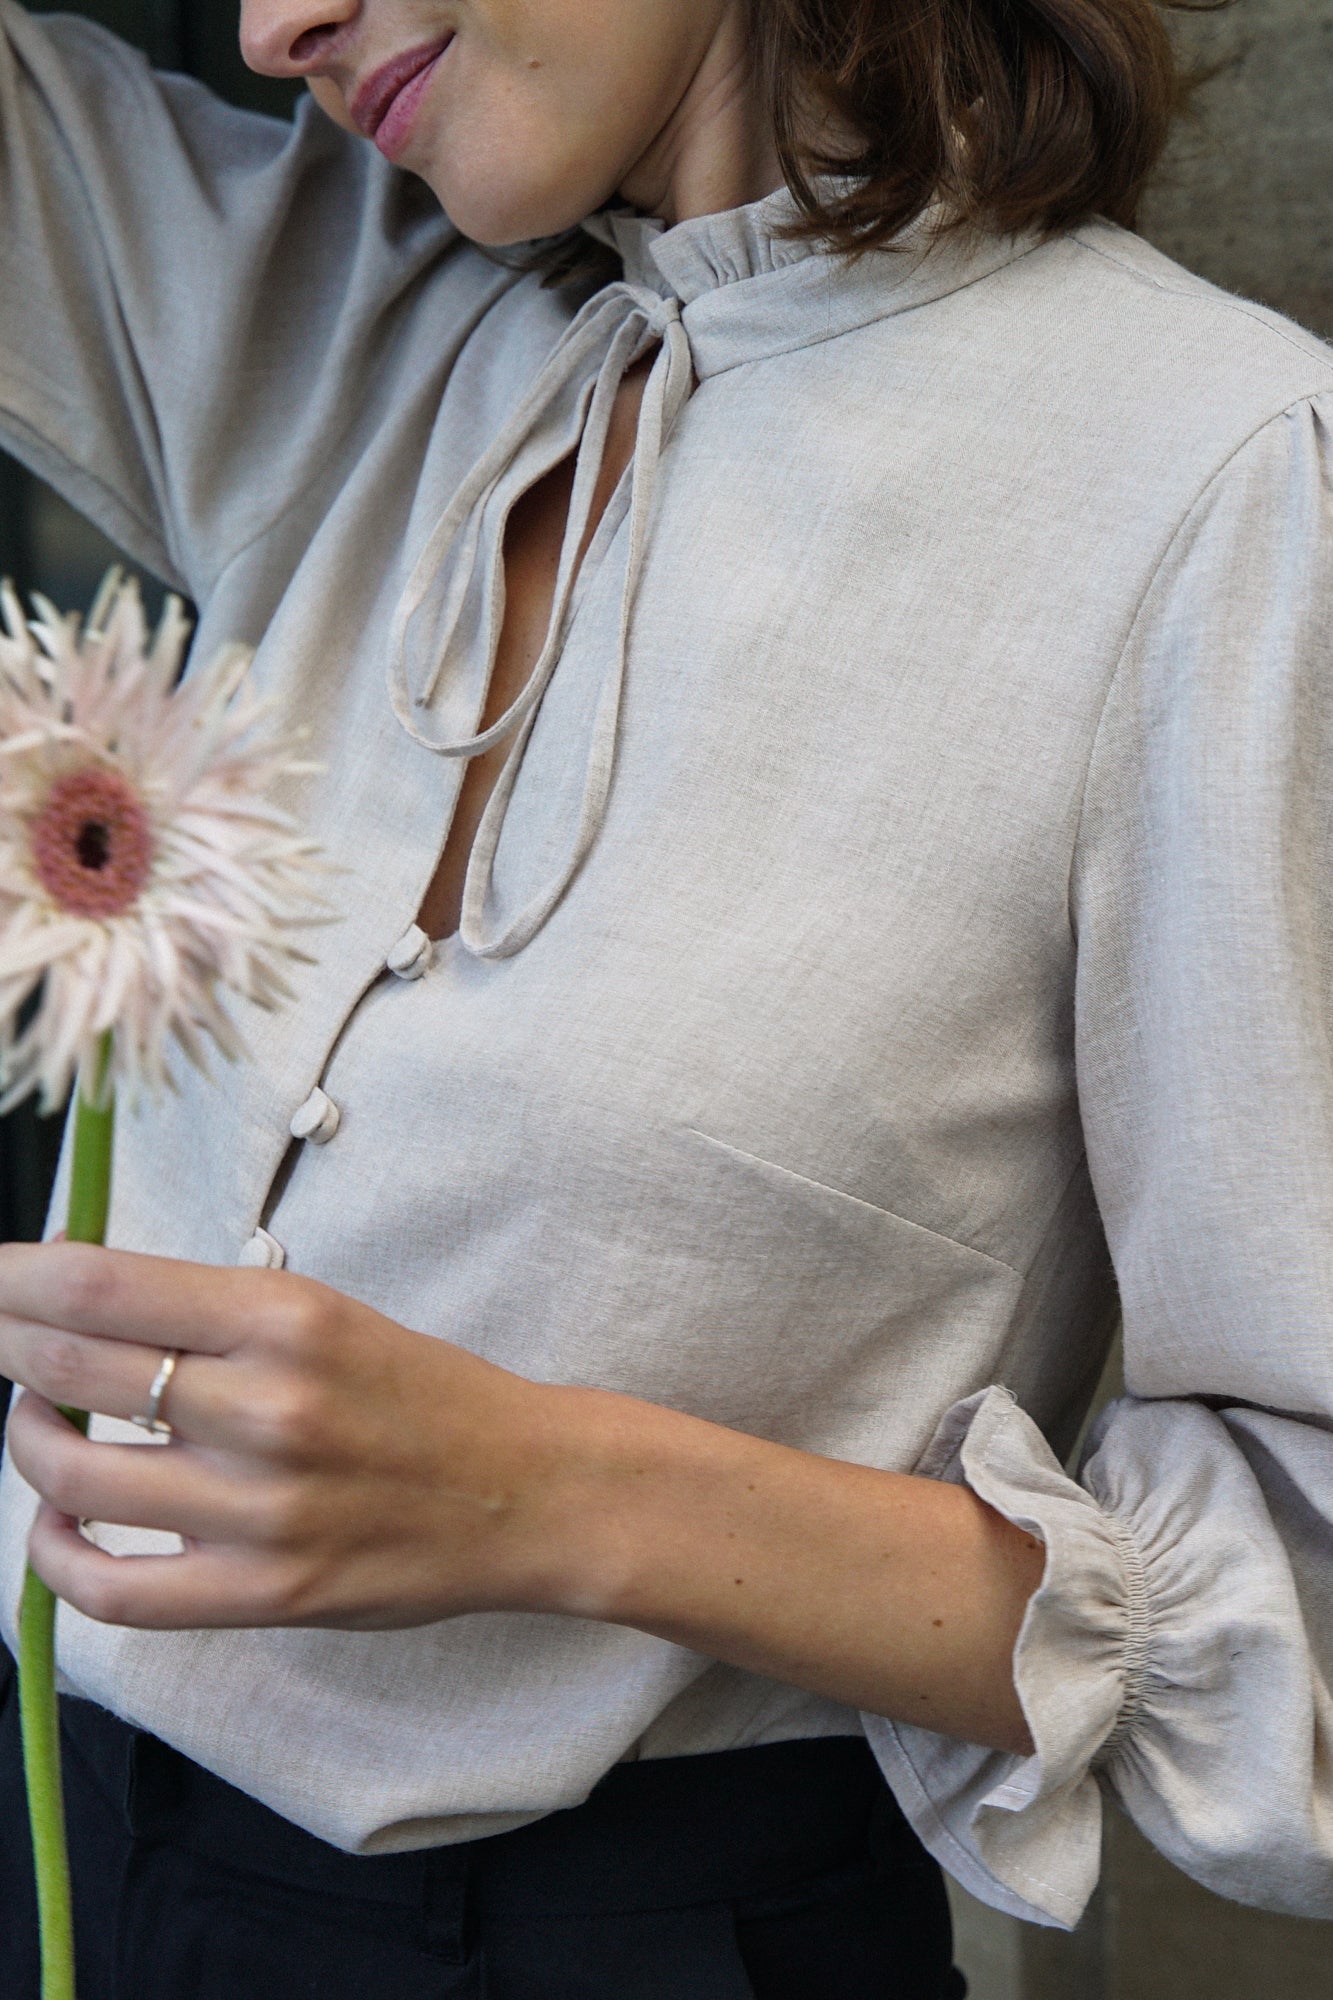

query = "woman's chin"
[423, 174, 612, 249]
[405, 107, 621, 245]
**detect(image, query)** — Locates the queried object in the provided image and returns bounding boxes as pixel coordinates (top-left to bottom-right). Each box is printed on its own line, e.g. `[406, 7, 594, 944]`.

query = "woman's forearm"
[2, 1239, 1040, 1754]
[538, 1386, 1045, 1756]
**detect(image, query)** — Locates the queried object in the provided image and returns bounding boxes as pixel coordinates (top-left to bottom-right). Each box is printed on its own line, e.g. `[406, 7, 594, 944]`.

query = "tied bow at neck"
[387, 279, 694, 960]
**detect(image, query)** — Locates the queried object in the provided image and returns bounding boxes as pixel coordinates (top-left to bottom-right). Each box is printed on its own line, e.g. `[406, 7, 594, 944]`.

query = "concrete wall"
[951, 1809, 1333, 2000]
[1139, 0, 1333, 336]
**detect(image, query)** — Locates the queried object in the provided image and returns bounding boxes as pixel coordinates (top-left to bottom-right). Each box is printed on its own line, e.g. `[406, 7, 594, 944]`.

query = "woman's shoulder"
[1013, 218, 1333, 443]
[783, 209, 1331, 511]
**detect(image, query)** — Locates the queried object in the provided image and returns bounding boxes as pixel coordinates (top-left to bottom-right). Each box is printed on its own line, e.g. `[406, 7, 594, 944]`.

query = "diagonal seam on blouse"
[684, 1127, 1023, 1276]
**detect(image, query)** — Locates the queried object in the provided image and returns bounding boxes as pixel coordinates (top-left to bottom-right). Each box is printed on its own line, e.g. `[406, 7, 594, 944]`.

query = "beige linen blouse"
[1, 2, 1333, 1932]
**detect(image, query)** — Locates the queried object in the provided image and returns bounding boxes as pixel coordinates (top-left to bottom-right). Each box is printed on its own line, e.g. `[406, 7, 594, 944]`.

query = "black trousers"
[1, 1647, 965, 1998]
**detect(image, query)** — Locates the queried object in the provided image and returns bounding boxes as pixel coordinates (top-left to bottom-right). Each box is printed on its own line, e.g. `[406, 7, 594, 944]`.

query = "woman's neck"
[616, 11, 784, 227]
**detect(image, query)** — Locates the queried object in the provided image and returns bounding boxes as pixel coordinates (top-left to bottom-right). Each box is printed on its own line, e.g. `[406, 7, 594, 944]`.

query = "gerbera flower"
[0, 570, 323, 1112]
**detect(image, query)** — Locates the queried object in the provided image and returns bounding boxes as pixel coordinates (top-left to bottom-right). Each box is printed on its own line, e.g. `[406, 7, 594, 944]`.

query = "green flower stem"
[18, 1031, 114, 2000]
[63, 1042, 115, 1249]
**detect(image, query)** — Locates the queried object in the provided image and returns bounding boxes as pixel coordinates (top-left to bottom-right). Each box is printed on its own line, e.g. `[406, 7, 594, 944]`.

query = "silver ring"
[131, 1350, 181, 1438]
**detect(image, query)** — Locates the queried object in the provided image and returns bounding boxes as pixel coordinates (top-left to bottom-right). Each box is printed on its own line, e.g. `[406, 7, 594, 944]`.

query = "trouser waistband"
[56, 1693, 922, 1918]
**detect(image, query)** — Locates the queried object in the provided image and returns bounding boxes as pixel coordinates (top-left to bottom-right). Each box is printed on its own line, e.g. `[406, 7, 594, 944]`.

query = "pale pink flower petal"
[0, 573, 325, 1112]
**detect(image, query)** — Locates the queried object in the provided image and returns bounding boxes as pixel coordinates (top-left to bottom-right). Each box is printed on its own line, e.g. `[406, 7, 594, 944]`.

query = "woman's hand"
[0, 1239, 582, 1632]
[0, 1238, 1043, 1755]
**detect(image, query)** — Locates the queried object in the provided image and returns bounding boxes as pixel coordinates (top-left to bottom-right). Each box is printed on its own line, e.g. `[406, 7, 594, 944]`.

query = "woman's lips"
[351, 38, 453, 159]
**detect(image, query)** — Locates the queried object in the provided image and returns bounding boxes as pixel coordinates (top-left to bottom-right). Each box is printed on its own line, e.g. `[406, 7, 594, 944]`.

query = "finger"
[29, 1504, 314, 1630]
[0, 1320, 231, 1439]
[8, 1394, 270, 1541]
[0, 1240, 307, 1359]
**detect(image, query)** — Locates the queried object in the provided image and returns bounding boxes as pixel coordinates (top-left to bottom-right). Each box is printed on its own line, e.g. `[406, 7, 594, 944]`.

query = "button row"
[237, 924, 432, 1270]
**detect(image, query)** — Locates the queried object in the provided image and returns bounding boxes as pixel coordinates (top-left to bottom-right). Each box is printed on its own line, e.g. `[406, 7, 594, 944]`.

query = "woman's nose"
[239, 0, 360, 78]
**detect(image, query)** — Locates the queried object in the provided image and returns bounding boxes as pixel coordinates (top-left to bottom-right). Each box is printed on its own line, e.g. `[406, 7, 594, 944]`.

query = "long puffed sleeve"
[0, 2, 497, 596]
[868, 390, 1333, 1929]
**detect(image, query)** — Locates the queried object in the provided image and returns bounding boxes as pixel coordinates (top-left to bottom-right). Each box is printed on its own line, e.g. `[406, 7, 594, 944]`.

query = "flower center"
[77, 820, 112, 871]
[30, 766, 155, 918]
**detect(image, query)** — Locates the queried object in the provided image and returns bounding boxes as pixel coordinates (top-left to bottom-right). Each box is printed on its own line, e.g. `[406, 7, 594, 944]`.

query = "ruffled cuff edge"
[865, 1386, 1152, 1927]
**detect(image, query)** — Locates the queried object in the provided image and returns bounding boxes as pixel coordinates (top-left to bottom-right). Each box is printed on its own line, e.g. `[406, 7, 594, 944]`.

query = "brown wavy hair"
[765, 0, 1219, 246]
[538, 0, 1221, 283]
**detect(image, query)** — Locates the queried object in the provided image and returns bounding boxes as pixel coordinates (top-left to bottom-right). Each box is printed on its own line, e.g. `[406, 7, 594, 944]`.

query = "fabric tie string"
[386, 280, 694, 959]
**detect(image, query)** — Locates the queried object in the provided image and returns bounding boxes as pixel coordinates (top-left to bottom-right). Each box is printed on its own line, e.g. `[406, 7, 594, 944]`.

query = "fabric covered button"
[289, 1087, 341, 1145]
[386, 923, 432, 980]
[238, 1228, 286, 1270]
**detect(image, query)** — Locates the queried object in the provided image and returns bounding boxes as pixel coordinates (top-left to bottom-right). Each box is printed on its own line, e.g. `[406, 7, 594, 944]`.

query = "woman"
[0, 0, 1330, 1992]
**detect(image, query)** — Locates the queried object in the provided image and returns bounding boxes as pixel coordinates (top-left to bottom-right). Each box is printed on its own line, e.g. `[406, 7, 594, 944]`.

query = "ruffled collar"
[580, 186, 1040, 378]
[582, 182, 835, 297]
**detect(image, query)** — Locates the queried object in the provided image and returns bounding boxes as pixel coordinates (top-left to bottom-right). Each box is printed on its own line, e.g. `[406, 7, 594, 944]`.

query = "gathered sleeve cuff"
[864, 1385, 1333, 1929]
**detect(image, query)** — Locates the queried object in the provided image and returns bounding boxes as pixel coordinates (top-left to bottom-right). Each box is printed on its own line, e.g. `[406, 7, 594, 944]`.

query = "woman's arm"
[0, 3, 467, 599]
[0, 1238, 1041, 1755]
[874, 387, 1333, 1930]
[547, 1380, 1044, 1754]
